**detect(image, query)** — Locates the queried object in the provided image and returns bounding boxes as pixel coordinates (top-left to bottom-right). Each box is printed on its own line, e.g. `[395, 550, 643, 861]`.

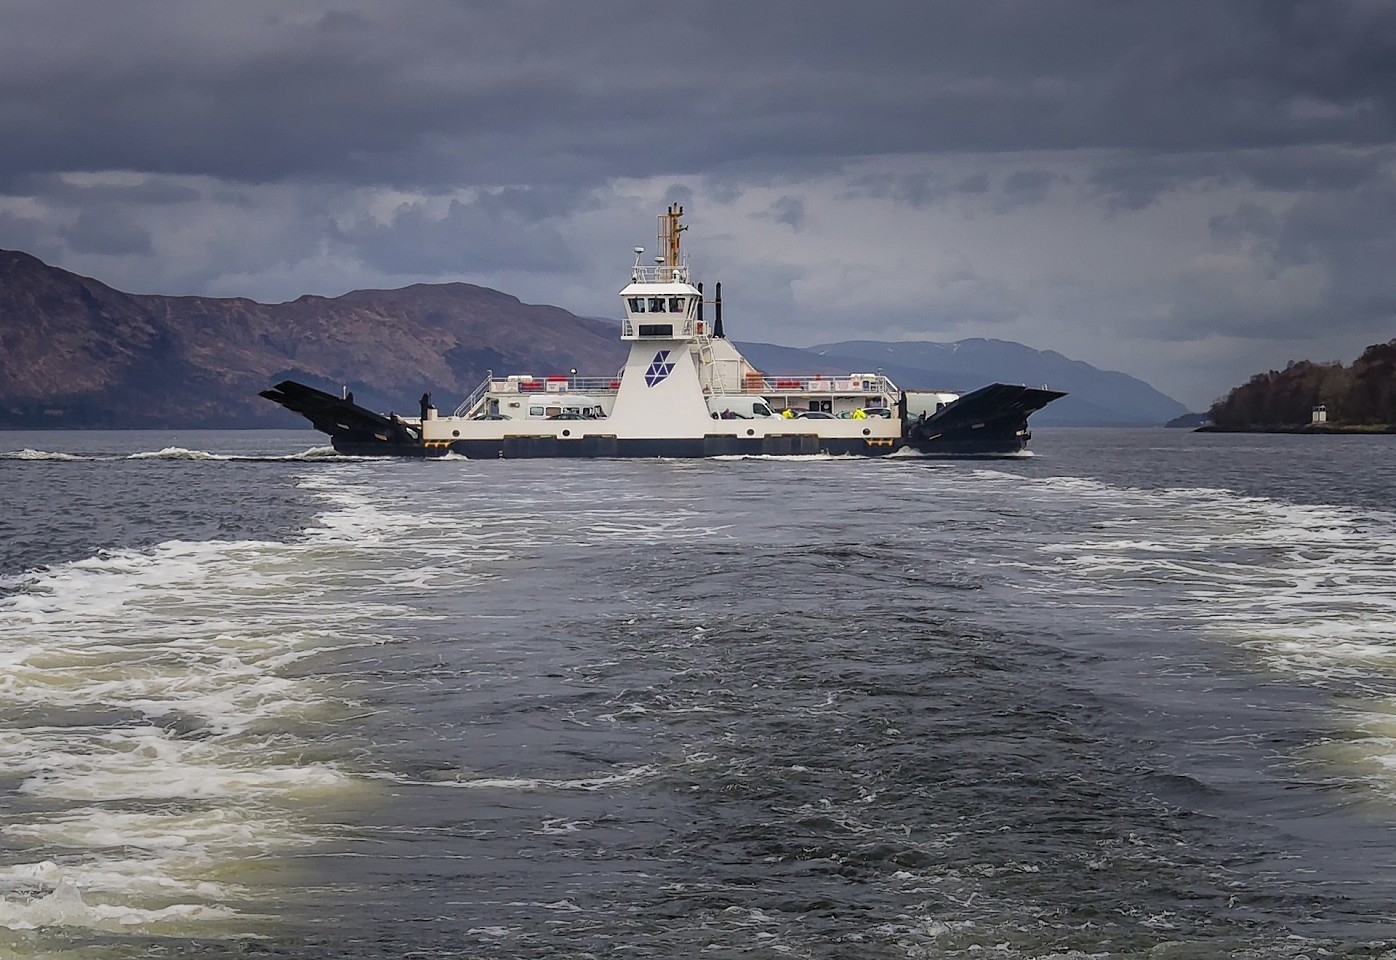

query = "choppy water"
[2, 427, 1395, 958]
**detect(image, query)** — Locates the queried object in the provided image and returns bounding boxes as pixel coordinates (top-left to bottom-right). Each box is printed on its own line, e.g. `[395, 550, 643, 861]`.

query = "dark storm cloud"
[8, 174, 203, 207]
[0, 210, 55, 258]
[993, 170, 1065, 213]
[1210, 202, 1283, 252]
[754, 196, 805, 230]
[1210, 179, 1396, 287]
[2, 0, 1393, 191]
[58, 205, 153, 256]
[844, 172, 954, 210]
[955, 173, 990, 197]
[340, 190, 584, 275]
[1231, 146, 1393, 193]
[1089, 146, 1395, 211]
[1275, 181, 1396, 269]
[1161, 174, 1396, 344]
[846, 167, 1062, 213]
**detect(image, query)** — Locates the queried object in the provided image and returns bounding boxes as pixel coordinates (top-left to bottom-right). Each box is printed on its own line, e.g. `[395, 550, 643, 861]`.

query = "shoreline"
[1196, 423, 1396, 435]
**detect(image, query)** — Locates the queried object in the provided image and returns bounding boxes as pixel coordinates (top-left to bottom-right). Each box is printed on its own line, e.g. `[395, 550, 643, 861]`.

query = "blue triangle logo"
[644, 350, 675, 387]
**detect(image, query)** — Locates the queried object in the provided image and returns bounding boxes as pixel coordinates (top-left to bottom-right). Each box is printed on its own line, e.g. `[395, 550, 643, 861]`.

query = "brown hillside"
[0, 250, 627, 428]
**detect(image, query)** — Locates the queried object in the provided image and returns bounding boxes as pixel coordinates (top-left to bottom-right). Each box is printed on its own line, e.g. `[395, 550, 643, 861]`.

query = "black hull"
[330, 433, 1030, 459]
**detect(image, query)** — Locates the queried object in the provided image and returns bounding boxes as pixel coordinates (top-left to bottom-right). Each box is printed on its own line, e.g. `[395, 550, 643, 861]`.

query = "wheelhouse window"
[628, 297, 645, 313]
[668, 296, 685, 314]
[647, 297, 667, 312]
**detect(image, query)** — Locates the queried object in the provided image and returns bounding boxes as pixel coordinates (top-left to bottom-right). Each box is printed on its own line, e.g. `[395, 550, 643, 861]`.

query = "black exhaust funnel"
[714, 281, 725, 339]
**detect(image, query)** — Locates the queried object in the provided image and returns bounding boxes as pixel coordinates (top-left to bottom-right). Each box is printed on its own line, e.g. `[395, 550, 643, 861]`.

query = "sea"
[1, 426, 1395, 959]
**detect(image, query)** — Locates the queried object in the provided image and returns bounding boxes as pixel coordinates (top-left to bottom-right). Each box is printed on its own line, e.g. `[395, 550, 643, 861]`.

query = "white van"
[707, 396, 779, 419]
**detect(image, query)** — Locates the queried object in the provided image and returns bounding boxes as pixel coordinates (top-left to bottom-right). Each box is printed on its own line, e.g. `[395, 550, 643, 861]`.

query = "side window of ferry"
[628, 297, 645, 313]
[668, 297, 684, 313]
[529, 405, 545, 416]
[648, 297, 666, 312]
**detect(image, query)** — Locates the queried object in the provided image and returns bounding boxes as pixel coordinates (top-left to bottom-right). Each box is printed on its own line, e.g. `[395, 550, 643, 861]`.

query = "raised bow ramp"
[260, 381, 421, 451]
[904, 384, 1067, 454]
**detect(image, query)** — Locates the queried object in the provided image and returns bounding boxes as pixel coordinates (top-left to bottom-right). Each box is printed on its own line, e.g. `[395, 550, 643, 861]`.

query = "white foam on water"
[709, 453, 843, 461]
[125, 446, 229, 460]
[0, 876, 244, 934]
[3, 806, 319, 858]
[295, 445, 341, 459]
[969, 471, 1396, 794]
[535, 817, 592, 835]
[0, 465, 422, 944]
[400, 764, 660, 793]
[3, 445, 348, 464]
[0, 449, 90, 461]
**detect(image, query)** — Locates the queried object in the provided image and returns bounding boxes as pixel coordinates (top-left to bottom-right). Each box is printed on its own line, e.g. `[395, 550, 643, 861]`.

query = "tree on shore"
[1209, 340, 1396, 428]
[1347, 340, 1396, 424]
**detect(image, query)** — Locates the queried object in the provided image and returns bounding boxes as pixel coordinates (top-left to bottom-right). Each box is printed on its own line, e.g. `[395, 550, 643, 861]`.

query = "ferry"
[261, 205, 1065, 458]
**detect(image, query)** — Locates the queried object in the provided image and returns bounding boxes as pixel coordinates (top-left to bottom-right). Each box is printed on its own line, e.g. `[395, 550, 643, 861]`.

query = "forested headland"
[1206, 340, 1396, 431]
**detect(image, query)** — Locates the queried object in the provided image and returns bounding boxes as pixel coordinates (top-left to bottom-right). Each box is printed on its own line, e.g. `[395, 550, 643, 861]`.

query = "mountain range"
[0, 249, 1186, 429]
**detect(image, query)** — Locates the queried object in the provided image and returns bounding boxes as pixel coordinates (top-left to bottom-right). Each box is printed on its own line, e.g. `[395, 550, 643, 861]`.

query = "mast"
[658, 203, 686, 273]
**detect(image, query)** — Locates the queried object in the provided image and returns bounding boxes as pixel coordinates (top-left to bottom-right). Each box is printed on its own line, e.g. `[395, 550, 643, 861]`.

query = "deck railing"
[628, 262, 689, 284]
[452, 376, 624, 416]
[740, 374, 900, 396]
[451, 373, 902, 417]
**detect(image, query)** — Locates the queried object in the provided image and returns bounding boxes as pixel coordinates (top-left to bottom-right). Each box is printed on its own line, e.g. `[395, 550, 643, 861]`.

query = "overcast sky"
[2, 0, 1393, 408]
